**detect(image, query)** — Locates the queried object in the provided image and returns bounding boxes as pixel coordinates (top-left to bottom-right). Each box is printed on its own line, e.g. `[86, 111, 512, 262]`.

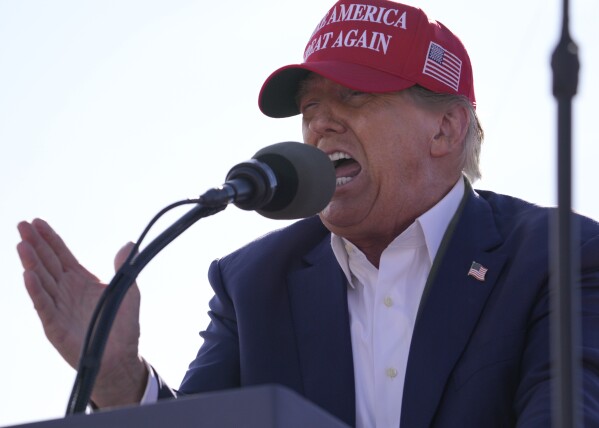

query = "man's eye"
[300, 100, 318, 113]
[342, 90, 368, 102]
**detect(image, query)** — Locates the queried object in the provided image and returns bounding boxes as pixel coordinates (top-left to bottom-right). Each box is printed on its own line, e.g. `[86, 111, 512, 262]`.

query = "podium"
[9, 384, 350, 428]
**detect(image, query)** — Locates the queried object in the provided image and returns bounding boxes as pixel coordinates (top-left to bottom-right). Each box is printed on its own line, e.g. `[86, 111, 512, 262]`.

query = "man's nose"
[307, 105, 346, 136]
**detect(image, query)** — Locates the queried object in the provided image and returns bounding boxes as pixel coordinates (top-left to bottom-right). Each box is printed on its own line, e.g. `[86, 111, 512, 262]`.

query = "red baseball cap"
[259, 0, 475, 118]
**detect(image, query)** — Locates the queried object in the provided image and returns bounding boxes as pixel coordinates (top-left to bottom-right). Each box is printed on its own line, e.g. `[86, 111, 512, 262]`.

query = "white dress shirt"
[330, 177, 465, 428]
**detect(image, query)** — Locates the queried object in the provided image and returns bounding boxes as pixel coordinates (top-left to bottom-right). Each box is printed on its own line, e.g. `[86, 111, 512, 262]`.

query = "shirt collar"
[331, 176, 466, 284]
[417, 176, 465, 264]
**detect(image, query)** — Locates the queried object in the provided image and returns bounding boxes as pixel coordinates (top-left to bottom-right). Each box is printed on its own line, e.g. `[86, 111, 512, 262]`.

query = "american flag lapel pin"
[468, 261, 488, 282]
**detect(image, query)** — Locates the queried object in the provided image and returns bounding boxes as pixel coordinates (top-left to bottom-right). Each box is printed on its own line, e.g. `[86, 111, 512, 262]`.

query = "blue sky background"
[1, 0, 597, 425]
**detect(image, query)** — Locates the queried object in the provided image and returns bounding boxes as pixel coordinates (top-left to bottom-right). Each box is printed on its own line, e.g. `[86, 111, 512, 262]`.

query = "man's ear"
[431, 103, 469, 158]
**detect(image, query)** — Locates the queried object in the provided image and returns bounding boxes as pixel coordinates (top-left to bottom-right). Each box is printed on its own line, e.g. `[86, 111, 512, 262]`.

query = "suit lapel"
[287, 236, 356, 426]
[401, 189, 508, 428]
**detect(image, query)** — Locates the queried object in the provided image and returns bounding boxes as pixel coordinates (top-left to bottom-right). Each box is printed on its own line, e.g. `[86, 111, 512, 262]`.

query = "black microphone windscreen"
[252, 142, 335, 220]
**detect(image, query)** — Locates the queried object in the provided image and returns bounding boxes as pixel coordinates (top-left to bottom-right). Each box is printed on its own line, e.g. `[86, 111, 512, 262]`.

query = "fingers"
[31, 218, 82, 271]
[18, 248, 70, 341]
[21, 269, 57, 327]
[114, 242, 136, 272]
[17, 219, 91, 280]
[17, 220, 65, 281]
[16, 238, 61, 300]
[17, 219, 100, 314]
[16, 221, 77, 326]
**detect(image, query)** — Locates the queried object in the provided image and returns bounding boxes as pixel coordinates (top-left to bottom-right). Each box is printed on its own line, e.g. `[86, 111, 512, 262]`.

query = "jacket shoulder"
[474, 189, 599, 242]
[218, 215, 330, 269]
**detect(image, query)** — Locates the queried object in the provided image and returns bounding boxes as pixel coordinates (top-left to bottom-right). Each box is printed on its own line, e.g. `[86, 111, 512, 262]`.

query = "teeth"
[329, 152, 356, 187]
[336, 177, 353, 186]
[328, 152, 352, 162]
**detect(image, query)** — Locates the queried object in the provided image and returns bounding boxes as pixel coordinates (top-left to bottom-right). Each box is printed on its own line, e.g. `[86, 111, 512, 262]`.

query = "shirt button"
[384, 296, 393, 307]
[386, 367, 398, 378]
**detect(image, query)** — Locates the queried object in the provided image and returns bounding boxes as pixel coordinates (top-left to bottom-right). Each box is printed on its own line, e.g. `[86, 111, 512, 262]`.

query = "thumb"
[114, 242, 136, 272]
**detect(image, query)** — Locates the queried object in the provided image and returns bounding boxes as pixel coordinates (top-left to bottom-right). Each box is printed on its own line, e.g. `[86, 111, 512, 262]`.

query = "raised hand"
[17, 218, 148, 407]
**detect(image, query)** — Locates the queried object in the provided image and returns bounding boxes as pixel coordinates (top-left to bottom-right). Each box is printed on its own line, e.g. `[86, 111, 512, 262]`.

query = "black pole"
[550, 0, 581, 426]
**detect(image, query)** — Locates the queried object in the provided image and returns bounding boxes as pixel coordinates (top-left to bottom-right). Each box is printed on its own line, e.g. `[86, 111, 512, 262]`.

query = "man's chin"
[318, 207, 362, 236]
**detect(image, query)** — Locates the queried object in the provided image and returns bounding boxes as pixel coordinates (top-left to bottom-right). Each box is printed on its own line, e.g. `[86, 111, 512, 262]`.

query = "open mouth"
[329, 152, 361, 186]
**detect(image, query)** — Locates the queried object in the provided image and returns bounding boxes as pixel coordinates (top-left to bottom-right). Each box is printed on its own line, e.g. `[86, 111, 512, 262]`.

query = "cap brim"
[258, 61, 417, 118]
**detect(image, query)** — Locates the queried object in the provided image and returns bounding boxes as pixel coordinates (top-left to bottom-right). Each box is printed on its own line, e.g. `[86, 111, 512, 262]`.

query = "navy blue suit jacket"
[158, 187, 599, 427]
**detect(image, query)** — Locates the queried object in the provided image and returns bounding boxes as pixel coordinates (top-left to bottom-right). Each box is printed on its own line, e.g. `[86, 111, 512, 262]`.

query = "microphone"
[201, 142, 336, 220]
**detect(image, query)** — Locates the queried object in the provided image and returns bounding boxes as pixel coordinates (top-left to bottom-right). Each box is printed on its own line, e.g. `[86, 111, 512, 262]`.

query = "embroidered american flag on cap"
[468, 261, 488, 282]
[423, 41, 462, 91]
